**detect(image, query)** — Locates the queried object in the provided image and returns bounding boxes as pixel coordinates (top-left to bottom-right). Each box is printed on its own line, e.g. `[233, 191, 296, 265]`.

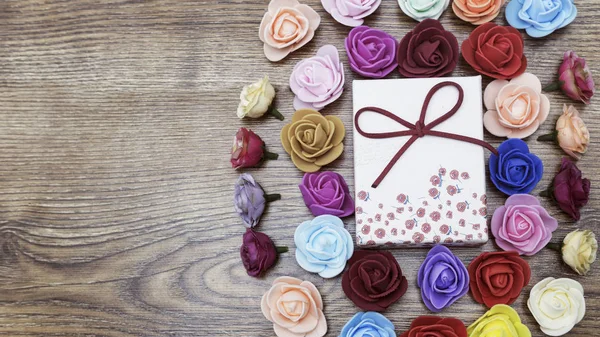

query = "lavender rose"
[299, 171, 355, 217]
[345, 26, 398, 79]
[234, 173, 280, 228]
[491, 194, 558, 256]
[321, 0, 382, 27]
[417, 245, 469, 312]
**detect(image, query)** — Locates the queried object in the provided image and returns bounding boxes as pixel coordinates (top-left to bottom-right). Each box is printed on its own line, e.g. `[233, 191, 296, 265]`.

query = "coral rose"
[452, 0, 505, 25]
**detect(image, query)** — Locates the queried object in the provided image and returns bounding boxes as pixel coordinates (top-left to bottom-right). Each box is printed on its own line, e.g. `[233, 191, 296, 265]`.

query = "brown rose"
[281, 109, 345, 172]
[452, 0, 506, 25]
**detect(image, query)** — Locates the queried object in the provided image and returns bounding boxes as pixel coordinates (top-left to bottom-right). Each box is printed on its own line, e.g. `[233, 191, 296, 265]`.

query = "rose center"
[281, 20, 297, 37]
[435, 268, 456, 289]
[315, 232, 337, 254]
[507, 94, 531, 119]
[303, 129, 315, 144]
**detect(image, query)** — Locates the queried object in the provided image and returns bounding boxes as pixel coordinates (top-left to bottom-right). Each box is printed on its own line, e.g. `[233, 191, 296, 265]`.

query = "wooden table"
[0, 1, 598, 336]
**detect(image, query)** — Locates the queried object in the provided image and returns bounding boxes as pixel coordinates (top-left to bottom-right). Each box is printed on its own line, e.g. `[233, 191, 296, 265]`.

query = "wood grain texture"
[0, 0, 599, 336]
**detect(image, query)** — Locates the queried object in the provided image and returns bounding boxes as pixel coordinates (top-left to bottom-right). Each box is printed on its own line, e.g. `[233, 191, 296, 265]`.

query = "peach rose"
[452, 0, 506, 25]
[259, 0, 321, 62]
[483, 72, 550, 139]
[555, 104, 590, 159]
[261, 276, 327, 337]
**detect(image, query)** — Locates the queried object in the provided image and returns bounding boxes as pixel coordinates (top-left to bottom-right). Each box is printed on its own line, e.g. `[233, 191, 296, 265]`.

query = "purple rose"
[417, 245, 469, 312]
[299, 171, 355, 217]
[491, 194, 558, 256]
[344, 26, 398, 79]
[548, 158, 591, 221]
[233, 173, 280, 228]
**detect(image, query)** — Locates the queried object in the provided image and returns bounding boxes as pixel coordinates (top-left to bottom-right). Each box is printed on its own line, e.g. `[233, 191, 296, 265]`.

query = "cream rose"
[237, 76, 276, 119]
[562, 229, 597, 275]
[259, 0, 320, 62]
[556, 105, 590, 159]
[527, 277, 585, 336]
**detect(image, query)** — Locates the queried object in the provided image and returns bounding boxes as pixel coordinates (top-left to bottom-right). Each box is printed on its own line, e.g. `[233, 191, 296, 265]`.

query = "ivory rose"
[562, 229, 597, 275]
[556, 105, 590, 159]
[452, 0, 506, 25]
[259, 0, 321, 62]
[483, 73, 550, 139]
[237, 76, 276, 119]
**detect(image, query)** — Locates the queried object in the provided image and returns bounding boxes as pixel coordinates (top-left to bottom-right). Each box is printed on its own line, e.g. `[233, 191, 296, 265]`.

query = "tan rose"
[452, 0, 506, 25]
[281, 109, 345, 172]
[259, 0, 320, 62]
[562, 229, 597, 275]
[556, 104, 590, 159]
[261, 276, 327, 337]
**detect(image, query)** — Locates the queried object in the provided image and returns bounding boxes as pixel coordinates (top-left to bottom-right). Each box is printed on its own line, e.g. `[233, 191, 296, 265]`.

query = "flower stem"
[268, 106, 284, 121]
[543, 80, 564, 92]
[276, 246, 289, 254]
[537, 130, 558, 142]
[546, 242, 562, 252]
[263, 150, 279, 160]
[264, 193, 281, 203]
[539, 188, 551, 198]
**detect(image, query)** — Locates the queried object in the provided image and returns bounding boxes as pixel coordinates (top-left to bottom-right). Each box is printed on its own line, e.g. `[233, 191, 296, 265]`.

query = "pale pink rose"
[483, 73, 550, 139]
[556, 104, 590, 159]
[321, 0, 381, 27]
[259, 0, 321, 62]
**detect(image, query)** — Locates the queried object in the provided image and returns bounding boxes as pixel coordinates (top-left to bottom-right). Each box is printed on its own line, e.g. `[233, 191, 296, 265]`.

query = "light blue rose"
[506, 0, 577, 38]
[294, 215, 354, 278]
[339, 312, 395, 337]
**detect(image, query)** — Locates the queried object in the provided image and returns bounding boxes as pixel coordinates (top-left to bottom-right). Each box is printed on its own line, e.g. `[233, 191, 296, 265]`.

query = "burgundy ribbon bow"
[354, 81, 498, 188]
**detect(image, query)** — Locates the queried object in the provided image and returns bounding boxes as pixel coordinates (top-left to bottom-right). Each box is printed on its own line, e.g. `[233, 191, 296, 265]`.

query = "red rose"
[468, 251, 531, 308]
[342, 251, 408, 311]
[548, 157, 591, 220]
[231, 128, 271, 169]
[400, 316, 467, 337]
[240, 229, 277, 277]
[461, 23, 527, 80]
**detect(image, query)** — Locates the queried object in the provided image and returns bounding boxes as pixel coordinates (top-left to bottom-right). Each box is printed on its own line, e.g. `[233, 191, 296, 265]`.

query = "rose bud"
[236, 76, 283, 120]
[234, 173, 281, 228]
[240, 229, 287, 277]
[548, 229, 598, 275]
[538, 105, 590, 159]
[540, 158, 590, 221]
[230, 127, 278, 169]
[551, 51, 595, 104]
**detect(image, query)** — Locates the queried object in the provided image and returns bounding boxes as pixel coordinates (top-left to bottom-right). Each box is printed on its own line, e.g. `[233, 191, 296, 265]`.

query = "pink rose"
[559, 50, 595, 104]
[321, 0, 381, 26]
[491, 194, 558, 256]
[290, 45, 344, 110]
[259, 0, 320, 62]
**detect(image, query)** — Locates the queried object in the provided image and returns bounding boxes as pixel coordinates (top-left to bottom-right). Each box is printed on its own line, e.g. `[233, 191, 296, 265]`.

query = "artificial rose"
[561, 229, 598, 275]
[398, 0, 450, 21]
[462, 23, 527, 80]
[290, 45, 345, 110]
[559, 51, 595, 104]
[321, 0, 381, 27]
[234, 173, 281, 228]
[539, 104, 590, 159]
[280, 109, 345, 172]
[506, 0, 577, 38]
[399, 316, 467, 337]
[340, 312, 395, 337]
[259, 0, 320, 62]
[294, 215, 353, 278]
[468, 251, 531, 308]
[483, 73, 550, 138]
[491, 194, 558, 256]
[231, 128, 278, 169]
[345, 26, 398, 79]
[397, 19, 458, 78]
[452, 0, 505, 25]
[299, 171, 354, 217]
[261, 276, 327, 337]
[468, 304, 531, 337]
[342, 251, 408, 311]
[489, 139, 543, 195]
[417, 245, 469, 312]
[240, 229, 286, 277]
[528, 277, 585, 336]
[541, 157, 590, 221]
[237, 76, 282, 120]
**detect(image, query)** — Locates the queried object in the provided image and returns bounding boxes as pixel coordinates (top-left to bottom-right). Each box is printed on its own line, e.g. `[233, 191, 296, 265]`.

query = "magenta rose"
[491, 194, 558, 256]
[345, 26, 398, 78]
[558, 51, 595, 104]
[299, 171, 354, 217]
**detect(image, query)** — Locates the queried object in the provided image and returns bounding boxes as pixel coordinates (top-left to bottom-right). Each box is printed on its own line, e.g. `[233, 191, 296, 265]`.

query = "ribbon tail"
[372, 135, 419, 188]
[428, 131, 498, 156]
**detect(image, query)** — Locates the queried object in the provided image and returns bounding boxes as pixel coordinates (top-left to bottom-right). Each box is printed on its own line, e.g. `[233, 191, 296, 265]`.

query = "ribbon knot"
[354, 81, 499, 189]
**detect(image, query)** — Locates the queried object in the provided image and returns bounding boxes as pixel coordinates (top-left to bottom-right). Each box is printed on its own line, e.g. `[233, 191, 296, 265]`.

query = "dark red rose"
[342, 251, 408, 311]
[399, 316, 467, 337]
[240, 229, 277, 277]
[461, 23, 527, 80]
[549, 157, 591, 220]
[231, 128, 268, 169]
[397, 19, 459, 78]
[468, 251, 531, 308]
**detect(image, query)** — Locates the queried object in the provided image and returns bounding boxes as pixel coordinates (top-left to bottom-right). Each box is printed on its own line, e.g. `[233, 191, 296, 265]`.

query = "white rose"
[237, 76, 276, 119]
[527, 277, 585, 336]
[562, 229, 597, 275]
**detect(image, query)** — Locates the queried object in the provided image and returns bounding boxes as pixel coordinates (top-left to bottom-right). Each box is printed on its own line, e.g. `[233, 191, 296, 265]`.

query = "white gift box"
[352, 76, 489, 247]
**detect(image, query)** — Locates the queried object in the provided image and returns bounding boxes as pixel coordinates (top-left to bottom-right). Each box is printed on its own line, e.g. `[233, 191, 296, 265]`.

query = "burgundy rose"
[406, 219, 415, 230]
[397, 19, 459, 78]
[299, 171, 355, 217]
[447, 185, 457, 196]
[240, 229, 282, 277]
[450, 170, 459, 179]
[542, 157, 591, 220]
[417, 208, 426, 217]
[361, 225, 371, 235]
[440, 224, 450, 234]
[231, 127, 277, 169]
[457, 202, 467, 212]
[413, 232, 425, 243]
[430, 211, 441, 222]
[430, 175, 441, 186]
[421, 223, 431, 233]
[399, 316, 467, 337]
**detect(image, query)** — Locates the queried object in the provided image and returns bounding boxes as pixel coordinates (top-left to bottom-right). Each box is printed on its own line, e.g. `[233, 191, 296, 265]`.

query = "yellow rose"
[237, 76, 277, 119]
[467, 304, 531, 337]
[556, 104, 590, 159]
[562, 229, 597, 275]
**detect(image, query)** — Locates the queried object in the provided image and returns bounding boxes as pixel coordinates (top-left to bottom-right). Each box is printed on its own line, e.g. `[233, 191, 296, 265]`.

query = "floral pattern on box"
[356, 166, 488, 247]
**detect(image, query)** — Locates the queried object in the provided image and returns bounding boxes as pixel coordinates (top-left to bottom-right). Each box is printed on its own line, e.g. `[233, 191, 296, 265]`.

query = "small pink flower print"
[461, 172, 470, 179]
[387, 212, 395, 220]
[472, 192, 478, 198]
[366, 240, 376, 246]
[358, 190, 368, 201]
[472, 224, 480, 230]
[368, 218, 373, 223]
[459, 219, 466, 227]
[479, 207, 487, 216]
[450, 170, 459, 179]
[446, 211, 453, 219]
[433, 235, 441, 243]
[405, 219, 415, 230]
[378, 203, 383, 209]
[444, 237, 454, 243]
[446, 200, 452, 206]
[396, 207, 404, 214]
[423, 200, 429, 206]
[440, 224, 450, 234]
[375, 214, 382, 222]
[401, 230, 406, 235]
[361, 225, 371, 235]
[477, 233, 483, 239]
[421, 223, 431, 233]
[430, 175, 441, 186]
[397, 194, 407, 204]
[416, 208, 426, 217]
[439, 167, 446, 176]
[391, 228, 398, 236]
[356, 206, 363, 214]
[438, 204, 443, 210]
[447, 185, 457, 196]
[472, 210, 477, 215]
[408, 206, 413, 212]
[429, 188, 439, 198]
[357, 219, 363, 225]
[480, 194, 487, 205]
[384, 220, 389, 226]
[456, 202, 467, 212]
[375, 228, 386, 239]
[413, 232, 425, 243]
[453, 231, 459, 236]
[430, 211, 441, 222]
[484, 227, 488, 233]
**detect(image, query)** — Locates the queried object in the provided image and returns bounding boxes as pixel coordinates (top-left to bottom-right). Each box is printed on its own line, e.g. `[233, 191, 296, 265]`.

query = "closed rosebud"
[230, 128, 278, 169]
[562, 229, 597, 275]
[556, 105, 590, 159]
[237, 76, 276, 119]
[558, 51, 595, 104]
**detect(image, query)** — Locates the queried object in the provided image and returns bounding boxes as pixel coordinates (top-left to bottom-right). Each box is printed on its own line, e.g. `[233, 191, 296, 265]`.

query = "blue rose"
[489, 139, 543, 196]
[339, 312, 395, 337]
[505, 0, 577, 38]
[294, 215, 354, 278]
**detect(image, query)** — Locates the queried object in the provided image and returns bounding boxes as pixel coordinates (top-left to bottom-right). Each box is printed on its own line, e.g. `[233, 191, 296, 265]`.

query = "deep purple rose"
[417, 245, 469, 312]
[240, 229, 277, 277]
[345, 26, 398, 79]
[299, 171, 355, 217]
[234, 173, 280, 228]
[546, 158, 591, 220]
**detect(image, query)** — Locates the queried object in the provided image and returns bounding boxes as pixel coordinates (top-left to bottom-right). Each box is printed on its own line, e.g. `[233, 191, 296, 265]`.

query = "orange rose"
[259, 0, 320, 62]
[556, 104, 590, 159]
[452, 0, 506, 25]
